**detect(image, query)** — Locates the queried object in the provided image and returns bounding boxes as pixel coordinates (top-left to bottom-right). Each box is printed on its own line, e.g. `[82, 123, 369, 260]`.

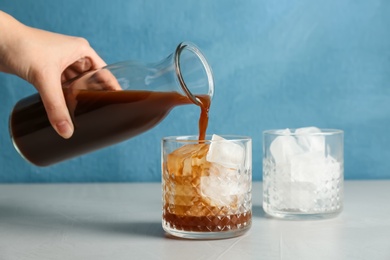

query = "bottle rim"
[174, 42, 214, 106]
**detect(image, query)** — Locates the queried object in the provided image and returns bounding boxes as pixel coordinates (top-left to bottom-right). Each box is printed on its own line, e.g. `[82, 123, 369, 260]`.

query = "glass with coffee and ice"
[162, 134, 252, 239]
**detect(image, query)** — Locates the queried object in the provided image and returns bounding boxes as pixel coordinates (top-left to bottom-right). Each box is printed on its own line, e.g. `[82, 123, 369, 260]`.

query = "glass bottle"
[9, 42, 214, 167]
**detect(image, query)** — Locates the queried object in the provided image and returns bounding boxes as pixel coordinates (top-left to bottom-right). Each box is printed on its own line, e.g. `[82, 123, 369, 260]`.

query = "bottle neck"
[173, 42, 214, 106]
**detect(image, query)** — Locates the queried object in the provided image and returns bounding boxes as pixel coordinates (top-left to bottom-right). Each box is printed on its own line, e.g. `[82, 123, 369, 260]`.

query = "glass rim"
[162, 134, 251, 143]
[263, 128, 343, 136]
[174, 41, 214, 106]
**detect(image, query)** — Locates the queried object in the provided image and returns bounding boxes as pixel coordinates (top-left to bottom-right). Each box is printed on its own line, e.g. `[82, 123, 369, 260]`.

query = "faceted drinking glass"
[263, 128, 344, 219]
[162, 135, 252, 239]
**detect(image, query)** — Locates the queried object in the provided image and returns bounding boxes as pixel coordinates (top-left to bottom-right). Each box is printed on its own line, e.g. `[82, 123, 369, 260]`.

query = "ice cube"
[267, 127, 342, 211]
[165, 139, 250, 214]
[270, 129, 303, 164]
[295, 127, 325, 153]
[290, 145, 341, 184]
[166, 143, 209, 177]
[281, 181, 317, 210]
[165, 143, 211, 214]
[290, 152, 327, 184]
[275, 128, 292, 135]
[206, 134, 245, 168]
[200, 163, 248, 207]
[325, 155, 342, 180]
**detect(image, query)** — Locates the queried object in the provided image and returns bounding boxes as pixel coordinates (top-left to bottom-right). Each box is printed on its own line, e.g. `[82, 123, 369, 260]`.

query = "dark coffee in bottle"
[9, 42, 214, 166]
[10, 89, 210, 166]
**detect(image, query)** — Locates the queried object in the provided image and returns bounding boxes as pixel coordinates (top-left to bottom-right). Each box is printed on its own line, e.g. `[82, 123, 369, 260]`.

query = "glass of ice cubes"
[162, 134, 252, 239]
[263, 127, 344, 219]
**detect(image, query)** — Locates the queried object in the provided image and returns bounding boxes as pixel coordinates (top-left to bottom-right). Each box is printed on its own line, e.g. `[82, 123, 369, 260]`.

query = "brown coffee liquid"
[162, 170, 252, 233]
[162, 136, 251, 234]
[10, 89, 210, 166]
[163, 211, 252, 232]
[197, 95, 210, 141]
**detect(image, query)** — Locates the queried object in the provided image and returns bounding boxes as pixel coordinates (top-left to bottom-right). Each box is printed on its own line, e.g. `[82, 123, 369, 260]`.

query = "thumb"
[35, 76, 74, 139]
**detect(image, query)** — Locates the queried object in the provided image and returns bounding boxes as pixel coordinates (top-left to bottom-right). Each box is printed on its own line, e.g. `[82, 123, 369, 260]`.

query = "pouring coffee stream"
[9, 42, 214, 166]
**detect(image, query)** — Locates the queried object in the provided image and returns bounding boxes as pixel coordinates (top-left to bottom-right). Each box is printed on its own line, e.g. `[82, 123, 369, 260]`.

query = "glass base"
[163, 225, 251, 240]
[263, 205, 342, 220]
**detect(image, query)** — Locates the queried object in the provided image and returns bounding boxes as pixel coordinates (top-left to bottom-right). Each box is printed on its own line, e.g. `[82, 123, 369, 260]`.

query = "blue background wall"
[0, 0, 389, 182]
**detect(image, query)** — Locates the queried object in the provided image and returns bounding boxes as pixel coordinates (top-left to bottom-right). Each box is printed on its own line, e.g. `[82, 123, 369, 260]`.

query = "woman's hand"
[0, 11, 106, 139]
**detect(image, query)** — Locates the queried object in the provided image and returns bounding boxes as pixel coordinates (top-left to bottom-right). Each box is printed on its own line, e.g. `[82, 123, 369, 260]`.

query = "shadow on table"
[0, 201, 271, 237]
[252, 204, 268, 218]
[94, 220, 165, 238]
[0, 203, 164, 238]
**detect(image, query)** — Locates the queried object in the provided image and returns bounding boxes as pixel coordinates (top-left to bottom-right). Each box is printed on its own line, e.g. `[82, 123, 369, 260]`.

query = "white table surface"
[0, 181, 389, 260]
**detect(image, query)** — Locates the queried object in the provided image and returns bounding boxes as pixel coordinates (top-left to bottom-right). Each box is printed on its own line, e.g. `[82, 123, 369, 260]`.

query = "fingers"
[35, 74, 74, 139]
[32, 38, 107, 139]
[87, 49, 106, 69]
[62, 54, 107, 83]
[72, 57, 93, 73]
[46, 49, 106, 139]
[62, 57, 93, 83]
[88, 69, 122, 91]
[67, 53, 121, 91]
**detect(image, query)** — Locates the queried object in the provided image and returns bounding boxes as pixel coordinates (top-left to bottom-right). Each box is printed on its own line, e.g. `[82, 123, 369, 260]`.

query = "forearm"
[0, 11, 28, 74]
